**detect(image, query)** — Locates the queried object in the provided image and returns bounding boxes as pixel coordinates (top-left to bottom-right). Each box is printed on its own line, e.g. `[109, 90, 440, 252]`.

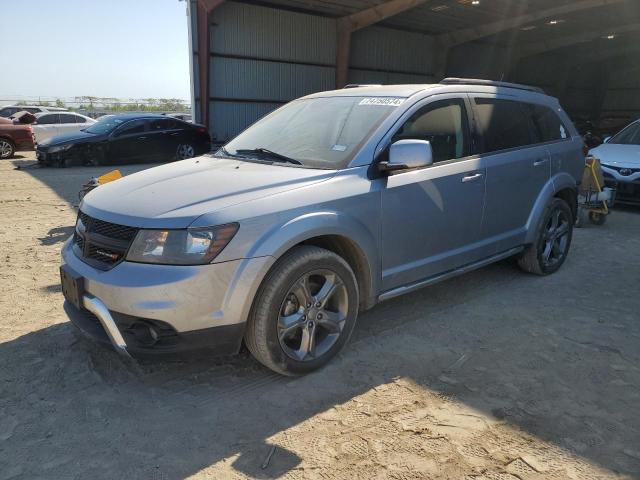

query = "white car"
[0, 105, 68, 118]
[589, 119, 640, 205]
[32, 112, 96, 144]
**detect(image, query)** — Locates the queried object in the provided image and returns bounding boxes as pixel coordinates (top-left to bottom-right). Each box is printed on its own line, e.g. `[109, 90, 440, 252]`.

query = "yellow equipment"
[576, 156, 615, 227]
[78, 169, 123, 201]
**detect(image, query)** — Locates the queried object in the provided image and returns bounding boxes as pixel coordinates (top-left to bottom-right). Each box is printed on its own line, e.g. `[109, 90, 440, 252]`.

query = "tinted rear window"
[528, 104, 568, 142]
[474, 98, 535, 153]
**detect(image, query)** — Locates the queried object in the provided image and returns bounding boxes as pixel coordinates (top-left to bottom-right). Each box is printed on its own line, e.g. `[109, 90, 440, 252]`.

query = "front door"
[380, 96, 487, 291]
[108, 119, 148, 164]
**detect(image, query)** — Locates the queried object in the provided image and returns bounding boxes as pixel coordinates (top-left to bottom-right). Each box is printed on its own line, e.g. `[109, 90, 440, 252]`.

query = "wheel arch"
[524, 173, 578, 245]
[245, 211, 379, 312]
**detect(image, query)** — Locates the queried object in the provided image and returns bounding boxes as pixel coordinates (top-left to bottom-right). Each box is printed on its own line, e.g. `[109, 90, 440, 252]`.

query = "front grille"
[606, 165, 640, 176]
[79, 211, 137, 241]
[74, 211, 138, 269]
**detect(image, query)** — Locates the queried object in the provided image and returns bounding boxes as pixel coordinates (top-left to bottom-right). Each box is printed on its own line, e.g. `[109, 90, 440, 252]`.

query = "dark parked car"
[0, 117, 35, 159]
[36, 113, 211, 167]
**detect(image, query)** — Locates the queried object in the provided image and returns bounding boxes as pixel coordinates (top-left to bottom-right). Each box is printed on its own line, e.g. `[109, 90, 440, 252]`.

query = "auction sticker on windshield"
[358, 98, 405, 107]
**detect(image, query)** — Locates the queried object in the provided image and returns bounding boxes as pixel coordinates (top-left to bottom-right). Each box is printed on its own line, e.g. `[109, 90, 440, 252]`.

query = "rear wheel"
[518, 197, 573, 275]
[0, 139, 15, 159]
[245, 245, 359, 376]
[176, 143, 195, 160]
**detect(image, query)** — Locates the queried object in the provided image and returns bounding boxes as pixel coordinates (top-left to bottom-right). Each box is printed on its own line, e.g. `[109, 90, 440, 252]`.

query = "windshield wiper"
[234, 148, 302, 165]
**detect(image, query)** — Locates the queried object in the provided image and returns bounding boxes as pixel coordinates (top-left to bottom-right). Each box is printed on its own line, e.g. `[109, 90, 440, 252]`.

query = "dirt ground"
[1, 152, 639, 480]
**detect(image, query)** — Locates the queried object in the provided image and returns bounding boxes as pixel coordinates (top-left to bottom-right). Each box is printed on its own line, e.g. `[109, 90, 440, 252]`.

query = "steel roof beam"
[437, 0, 627, 48]
[517, 22, 640, 59]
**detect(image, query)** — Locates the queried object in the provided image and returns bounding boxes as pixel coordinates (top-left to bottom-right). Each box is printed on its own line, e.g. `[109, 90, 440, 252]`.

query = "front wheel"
[0, 139, 15, 159]
[245, 246, 359, 376]
[518, 197, 573, 275]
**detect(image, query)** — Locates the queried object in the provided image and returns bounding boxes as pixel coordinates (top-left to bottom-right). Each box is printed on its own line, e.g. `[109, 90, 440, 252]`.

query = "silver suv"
[61, 79, 584, 375]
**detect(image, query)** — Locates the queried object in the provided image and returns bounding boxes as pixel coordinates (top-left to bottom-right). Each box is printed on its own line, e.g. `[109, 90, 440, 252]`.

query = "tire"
[518, 197, 574, 276]
[245, 245, 359, 376]
[176, 143, 195, 160]
[588, 211, 607, 225]
[0, 139, 15, 159]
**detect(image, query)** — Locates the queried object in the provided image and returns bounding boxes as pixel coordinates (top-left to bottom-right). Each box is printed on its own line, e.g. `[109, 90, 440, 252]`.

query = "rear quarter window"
[528, 104, 568, 143]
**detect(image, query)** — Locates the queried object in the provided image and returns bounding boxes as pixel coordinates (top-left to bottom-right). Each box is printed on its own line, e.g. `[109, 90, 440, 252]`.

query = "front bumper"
[61, 238, 274, 357]
[601, 166, 640, 205]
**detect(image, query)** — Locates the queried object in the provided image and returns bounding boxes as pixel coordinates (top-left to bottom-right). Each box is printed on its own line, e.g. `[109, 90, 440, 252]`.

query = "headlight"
[125, 224, 239, 265]
[49, 143, 74, 153]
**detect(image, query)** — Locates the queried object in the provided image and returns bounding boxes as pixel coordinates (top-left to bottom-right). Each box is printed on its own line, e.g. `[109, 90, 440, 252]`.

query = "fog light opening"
[131, 322, 159, 346]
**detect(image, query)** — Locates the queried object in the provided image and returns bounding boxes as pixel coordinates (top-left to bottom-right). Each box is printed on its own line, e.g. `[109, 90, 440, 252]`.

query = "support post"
[196, 0, 224, 131]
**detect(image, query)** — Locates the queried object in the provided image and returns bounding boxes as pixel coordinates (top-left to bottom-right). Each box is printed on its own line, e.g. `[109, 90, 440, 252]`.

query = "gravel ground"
[1, 152, 639, 480]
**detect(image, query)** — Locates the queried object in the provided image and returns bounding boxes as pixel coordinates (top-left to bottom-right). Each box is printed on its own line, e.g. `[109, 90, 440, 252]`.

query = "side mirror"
[603, 136, 611, 143]
[379, 139, 433, 173]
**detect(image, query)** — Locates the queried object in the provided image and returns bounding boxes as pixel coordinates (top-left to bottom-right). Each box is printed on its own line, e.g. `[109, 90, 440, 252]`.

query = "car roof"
[105, 113, 168, 120]
[302, 79, 554, 104]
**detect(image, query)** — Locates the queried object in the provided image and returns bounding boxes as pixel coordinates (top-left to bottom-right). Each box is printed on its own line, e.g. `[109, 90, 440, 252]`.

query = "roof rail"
[343, 84, 383, 89]
[440, 77, 544, 94]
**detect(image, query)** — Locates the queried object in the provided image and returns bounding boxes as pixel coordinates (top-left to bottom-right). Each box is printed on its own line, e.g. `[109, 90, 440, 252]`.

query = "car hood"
[589, 143, 640, 168]
[39, 130, 98, 146]
[81, 156, 337, 228]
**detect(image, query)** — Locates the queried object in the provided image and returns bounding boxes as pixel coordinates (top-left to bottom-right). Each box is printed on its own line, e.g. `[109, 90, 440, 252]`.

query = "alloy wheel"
[177, 144, 195, 160]
[541, 208, 571, 268]
[0, 140, 12, 159]
[277, 269, 349, 362]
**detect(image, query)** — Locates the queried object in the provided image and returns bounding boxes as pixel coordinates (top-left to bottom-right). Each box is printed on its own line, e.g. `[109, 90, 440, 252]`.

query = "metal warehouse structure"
[187, 0, 640, 142]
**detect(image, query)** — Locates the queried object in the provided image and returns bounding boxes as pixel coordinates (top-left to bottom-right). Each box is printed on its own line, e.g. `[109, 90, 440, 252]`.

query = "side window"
[149, 118, 176, 131]
[60, 113, 79, 124]
[73, 115, 87, 124]
[113, 119, 146, 137]
[528, 104, 568, 142]
[473, 98, 534, 153]
[392, 98, 469, 163]
[36, 114, 59, 125]
[25, 108, 40, 114]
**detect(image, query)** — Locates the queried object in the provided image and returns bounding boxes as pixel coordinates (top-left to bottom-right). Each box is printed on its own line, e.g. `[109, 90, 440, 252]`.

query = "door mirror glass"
[382, 139, 433, 172]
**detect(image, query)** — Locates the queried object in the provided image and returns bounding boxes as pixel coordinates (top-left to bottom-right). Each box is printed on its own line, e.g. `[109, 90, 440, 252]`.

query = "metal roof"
[252, 0, 640, 55]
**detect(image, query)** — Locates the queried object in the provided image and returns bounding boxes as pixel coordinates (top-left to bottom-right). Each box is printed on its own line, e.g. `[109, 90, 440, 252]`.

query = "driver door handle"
[462, 173, 483, 183]
[137, 136, 147, 140]
[533, 158, 549, 166]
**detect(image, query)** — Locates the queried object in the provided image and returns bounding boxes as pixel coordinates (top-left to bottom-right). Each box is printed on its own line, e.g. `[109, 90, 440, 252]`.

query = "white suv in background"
[0, 105, 68, 118]
[32, 112, 96, 144]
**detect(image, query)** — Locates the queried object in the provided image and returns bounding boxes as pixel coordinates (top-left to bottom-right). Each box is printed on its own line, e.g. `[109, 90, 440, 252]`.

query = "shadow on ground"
[2, 249, 640, 478]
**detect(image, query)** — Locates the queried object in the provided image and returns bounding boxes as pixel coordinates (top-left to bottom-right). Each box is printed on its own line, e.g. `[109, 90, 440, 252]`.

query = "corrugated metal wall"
[207, 1, 336, 141]
[194, 1, 438, 142]
[349, 26, 435, 84]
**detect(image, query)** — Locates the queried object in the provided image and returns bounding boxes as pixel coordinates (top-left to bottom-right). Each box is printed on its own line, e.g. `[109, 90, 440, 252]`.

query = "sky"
[0, 0, 191, 104]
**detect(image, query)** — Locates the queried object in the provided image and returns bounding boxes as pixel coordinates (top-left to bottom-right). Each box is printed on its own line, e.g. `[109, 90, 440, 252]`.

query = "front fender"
[524, 172, 578, 244]
[247, 210, 379, 302]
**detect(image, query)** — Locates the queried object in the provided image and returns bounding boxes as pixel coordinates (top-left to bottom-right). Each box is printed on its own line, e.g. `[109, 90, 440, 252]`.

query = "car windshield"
[609, 122, 640, 145]
[219, 96, 404, 169]
[83, 116, 126, 134]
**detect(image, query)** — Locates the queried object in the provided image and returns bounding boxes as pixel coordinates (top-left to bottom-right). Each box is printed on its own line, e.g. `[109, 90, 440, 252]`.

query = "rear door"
[33, 113, 61, 143]
[380, 95, 487, 291]
[470, 96, 551, 253]
[148, 118, 181, 161]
